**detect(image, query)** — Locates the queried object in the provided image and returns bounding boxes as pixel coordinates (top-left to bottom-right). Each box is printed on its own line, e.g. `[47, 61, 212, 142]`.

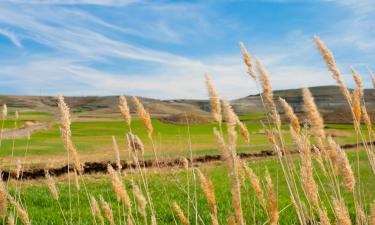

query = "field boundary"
[1, 140, 371, 181]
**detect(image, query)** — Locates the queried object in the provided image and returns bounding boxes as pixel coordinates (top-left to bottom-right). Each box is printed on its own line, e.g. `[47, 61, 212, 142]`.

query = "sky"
[0, 0, 374, 99]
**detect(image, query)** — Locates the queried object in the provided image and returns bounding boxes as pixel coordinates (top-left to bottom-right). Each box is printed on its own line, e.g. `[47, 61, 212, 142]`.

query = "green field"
[4, 150, 373, 225]
[0, 111, 362, 167]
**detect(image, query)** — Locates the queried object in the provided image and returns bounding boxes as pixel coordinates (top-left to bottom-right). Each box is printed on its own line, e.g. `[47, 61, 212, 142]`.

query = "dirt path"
[0, 123, 49, 139]
[1, 140, 372, 181]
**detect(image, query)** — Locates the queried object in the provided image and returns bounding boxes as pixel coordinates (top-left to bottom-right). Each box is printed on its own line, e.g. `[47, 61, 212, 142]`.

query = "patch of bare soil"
[0, 122, 49, 139]
[160, 111, 212, 125]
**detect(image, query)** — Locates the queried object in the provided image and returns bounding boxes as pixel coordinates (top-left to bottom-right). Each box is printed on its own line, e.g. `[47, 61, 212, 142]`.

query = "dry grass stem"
[119, 95, 132, 126]
[99, 195, 115, 225]
[243, 163, 267, 210]
[0, 181, 7, 220]
[132, 183, 147, 217]
[302, 88, 325, 139]
[332, 197, 351, 225]
[8, 195, 30, 225]
[279, 97, 300, 133]
[265, 169, 278, 225]
[90, 195, 104, 225]
[205, 74, 222, 124]
[126, 132, 144, 155]
[197, 170, 218, 225]
[239, 42, 257, 80]
[172, 201, 190, 225]
[58, 96, 83, 174]
[107, 165, 131, 210]
[112, 136, 122, 172]
[255, 59, 280, 127]
[45, 170, 59, 200]
[132, 97, 153, 138]
[313, 35, 352, 103]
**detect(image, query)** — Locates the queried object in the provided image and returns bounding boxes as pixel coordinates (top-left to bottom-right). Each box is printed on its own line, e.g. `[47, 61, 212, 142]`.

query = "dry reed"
[58, 96, 83, 174]
[172, 201, 190, 225]
[132, 97, 153, 138]
[112, 136, 122, 172]
[107, 165, 131, 210]
[302, 88, 325, 139]
[332, 197, 351, 225]
[0, 181, 7, 220]
[265, 169, 278, 225]
[313, 35, 352, 103]
[239, 42, 257, 80]
[126, 132, 144, 155]
[279, 97, 300, 133]
[255, 59, 280, 127]
[45, 170, 59, 200]
[205, 74, 222, 124]
[197, 169, 218, 225]
[8, 195, 30, 225]
[99, 195, 115, 225]
[90, 195, 104, 225]
[119, 95, 132, 126]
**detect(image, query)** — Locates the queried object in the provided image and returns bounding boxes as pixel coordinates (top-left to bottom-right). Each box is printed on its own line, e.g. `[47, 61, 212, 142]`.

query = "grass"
[6, 149, 373, 225]
[0, 112, 362, 165]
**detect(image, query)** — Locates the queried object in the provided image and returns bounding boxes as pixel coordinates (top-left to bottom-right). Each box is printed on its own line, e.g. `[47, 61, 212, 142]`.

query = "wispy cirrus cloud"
[0, 28, 22, 48]
[0, 0, 373, 99]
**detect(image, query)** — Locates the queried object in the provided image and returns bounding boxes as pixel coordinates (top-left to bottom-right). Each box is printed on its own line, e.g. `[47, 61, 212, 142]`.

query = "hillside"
[0, 85, 373, 123]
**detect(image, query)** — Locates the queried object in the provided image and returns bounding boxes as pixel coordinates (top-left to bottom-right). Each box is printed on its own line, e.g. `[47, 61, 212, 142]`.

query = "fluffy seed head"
[119, 95, 132, 126]
[351, 67, 364, 97]
[58, 96, 83, 174]
[132, 97, 153, 138]
[332, 197, 351, 225]
[0, 181, 7, 220]
[337, 145, 355, 192]
[239, 42, 257, 80]
[303, 88, 325, 139]
[107, 164, 131, 210]
[172, 201, 190, 225]
[99, 195, 115, 225]
[318, 207, 331, 225]
[8, 195, 30, 225]
[279, 97, 300, 133]
[112, 136, 122, 172]
[90, 195, 104, 225]
[243, 163, 266, 210]
[132, 183, 147, 217]
[222, 99, 237, 148]
[313, 35, 352, 103]
[45, 170, 59, 200]
[353, 89, 361, 126]
[265, 169, 278, 225]
[126, 132, 144, 155]
[236, 117, 250, 143]
[205, 74, 222, 124]
[197, 169, 217, 224]
[362, 106, 372, 135]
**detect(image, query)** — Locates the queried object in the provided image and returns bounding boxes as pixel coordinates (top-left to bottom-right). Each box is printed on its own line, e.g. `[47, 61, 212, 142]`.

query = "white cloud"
[0, 28, 22, 48]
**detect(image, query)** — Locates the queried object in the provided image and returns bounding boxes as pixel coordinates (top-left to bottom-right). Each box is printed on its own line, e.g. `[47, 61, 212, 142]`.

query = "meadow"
[0, 35, 374, 225]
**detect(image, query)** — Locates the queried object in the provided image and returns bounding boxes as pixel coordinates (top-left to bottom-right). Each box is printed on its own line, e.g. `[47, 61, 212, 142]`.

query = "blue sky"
[0, 0, 374, 99]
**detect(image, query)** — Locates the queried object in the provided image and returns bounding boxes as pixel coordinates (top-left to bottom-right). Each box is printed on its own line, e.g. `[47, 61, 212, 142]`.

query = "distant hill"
[0, 85, 374, 123]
